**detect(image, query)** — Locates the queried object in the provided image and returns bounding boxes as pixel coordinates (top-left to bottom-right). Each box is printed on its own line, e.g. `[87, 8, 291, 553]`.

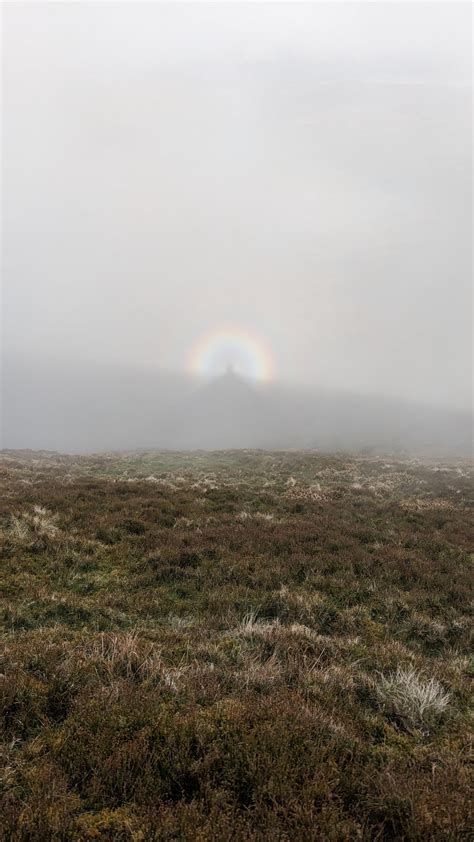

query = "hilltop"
[3, 355, 471, 456]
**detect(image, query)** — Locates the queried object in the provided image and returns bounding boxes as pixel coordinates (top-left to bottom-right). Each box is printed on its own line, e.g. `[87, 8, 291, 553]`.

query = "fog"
[2, 3, 472, 454]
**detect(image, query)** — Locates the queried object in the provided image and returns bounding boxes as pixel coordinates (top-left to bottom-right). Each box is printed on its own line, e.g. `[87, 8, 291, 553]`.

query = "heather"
[1, 450, 472, 840]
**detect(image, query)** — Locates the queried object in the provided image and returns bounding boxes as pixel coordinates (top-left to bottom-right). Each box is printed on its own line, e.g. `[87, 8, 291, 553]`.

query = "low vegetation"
[0, 449, 472, 840]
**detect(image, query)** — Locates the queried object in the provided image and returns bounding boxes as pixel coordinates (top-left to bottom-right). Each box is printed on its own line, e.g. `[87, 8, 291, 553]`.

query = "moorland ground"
[0, 449, 472, 840]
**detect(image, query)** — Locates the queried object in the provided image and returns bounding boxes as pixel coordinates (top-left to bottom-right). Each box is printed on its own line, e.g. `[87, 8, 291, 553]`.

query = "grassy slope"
[0, 450, 472, 840]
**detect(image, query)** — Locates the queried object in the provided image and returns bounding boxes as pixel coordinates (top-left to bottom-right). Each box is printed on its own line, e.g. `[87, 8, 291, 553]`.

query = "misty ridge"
[3, 354, 470, 457]
[2, 3, 472, 457]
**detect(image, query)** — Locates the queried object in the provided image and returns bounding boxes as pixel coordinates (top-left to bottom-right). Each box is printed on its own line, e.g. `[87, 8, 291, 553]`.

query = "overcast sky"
[2, 2, 472, 409]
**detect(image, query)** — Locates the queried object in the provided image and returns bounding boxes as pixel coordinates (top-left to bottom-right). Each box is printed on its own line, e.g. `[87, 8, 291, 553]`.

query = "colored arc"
[187, 326, 275, 382]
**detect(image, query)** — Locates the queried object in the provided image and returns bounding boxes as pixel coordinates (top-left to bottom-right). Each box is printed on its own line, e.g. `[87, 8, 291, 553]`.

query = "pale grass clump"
[232, 611, 279, 638]
[401, 498, 454, 512]
[276, 585, 326, 624]
[232, 612, 329, 646]
[9, 506, 60, 542]
[442, 652, 471, 676]
[286, 622, 319, 641]
[8, 516, 30, 542]
[409, 612, 447, 643]
[190, 474, 219, 491]
[173, 516, 195, 529]
[374, 638, 415, 666]
[145, 475, 178, 489]
[167, 613, 195, 630]
[377, 666, 451, 731]
[237, 510, 275, 523]
[31, 506, 61, 537]
[284, 485, 326, 503]
[88, 632, 185, 690]
[236, 509, 279, 525]
[89, 631, 158, 679]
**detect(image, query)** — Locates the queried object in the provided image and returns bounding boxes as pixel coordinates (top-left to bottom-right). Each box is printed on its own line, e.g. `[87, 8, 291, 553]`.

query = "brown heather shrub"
[0, 450, 472, 839]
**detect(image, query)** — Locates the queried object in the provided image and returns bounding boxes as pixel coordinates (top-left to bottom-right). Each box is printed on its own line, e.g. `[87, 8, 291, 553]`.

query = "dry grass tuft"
[9, 506, 61, 542]
[231, 611, 279, 638]
[376, 666, 451, 731]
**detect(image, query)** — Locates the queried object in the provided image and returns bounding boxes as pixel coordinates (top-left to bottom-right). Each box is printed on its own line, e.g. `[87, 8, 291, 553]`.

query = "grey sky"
[2, 2, 472, 409]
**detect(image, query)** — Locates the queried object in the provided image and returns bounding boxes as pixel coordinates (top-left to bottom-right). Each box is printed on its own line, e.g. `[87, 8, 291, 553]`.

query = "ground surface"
[0, 449, 472, 840]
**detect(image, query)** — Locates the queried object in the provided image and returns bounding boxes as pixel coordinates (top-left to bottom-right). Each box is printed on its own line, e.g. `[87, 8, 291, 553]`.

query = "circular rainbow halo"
[187, 326, 276, 383]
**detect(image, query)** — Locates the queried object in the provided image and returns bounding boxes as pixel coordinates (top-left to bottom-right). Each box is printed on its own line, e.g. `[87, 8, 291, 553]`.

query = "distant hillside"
[2, 354, 471, 456]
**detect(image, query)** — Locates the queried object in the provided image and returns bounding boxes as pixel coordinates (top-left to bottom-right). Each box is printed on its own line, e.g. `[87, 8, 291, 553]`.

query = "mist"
[2, 2, 472, 454]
